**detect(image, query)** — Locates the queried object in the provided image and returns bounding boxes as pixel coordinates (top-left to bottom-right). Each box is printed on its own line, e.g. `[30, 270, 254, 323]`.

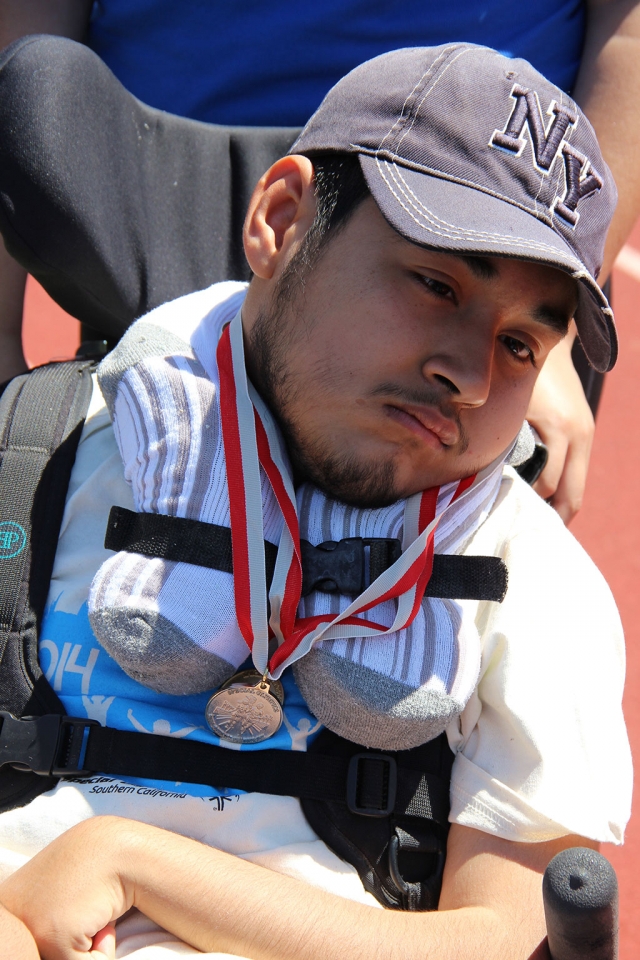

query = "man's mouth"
[384, 402, 460, 449]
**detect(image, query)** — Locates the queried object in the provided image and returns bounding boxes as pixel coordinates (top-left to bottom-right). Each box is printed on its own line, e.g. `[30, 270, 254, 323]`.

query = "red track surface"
[22, 248, 640, 954]
[571, 222, 640, 958]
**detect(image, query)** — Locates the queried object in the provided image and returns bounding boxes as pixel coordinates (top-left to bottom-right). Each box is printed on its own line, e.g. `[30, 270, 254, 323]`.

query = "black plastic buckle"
[0, 712, 98, 777]
[300, 537, 402, 596]
[388, 828, 447, 909]
[346, 752, 397, 817]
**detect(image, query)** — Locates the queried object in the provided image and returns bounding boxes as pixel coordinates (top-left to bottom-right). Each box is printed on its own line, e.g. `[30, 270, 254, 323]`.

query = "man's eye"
[500, 335, 534, 364]
[417, 275, 456, 301]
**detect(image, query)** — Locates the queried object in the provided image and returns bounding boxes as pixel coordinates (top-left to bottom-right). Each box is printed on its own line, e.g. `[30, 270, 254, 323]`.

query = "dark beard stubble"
[247, 299, 401, 509]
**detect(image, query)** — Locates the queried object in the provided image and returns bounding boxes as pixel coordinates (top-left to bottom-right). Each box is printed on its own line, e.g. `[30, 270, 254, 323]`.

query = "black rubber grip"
[543, 847, 618, 960]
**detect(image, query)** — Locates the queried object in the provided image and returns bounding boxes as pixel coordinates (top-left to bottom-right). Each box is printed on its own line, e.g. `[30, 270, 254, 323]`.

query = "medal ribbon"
[217, 312, 477, 680]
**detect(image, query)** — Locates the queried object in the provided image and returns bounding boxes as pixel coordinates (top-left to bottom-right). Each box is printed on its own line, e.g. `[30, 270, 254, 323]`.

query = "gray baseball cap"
[291, 44, 618, 372]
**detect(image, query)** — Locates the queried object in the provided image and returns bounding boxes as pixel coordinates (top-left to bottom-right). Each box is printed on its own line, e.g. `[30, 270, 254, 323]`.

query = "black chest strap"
[0, 711, 447, 821]
[105, 505, 509, 602]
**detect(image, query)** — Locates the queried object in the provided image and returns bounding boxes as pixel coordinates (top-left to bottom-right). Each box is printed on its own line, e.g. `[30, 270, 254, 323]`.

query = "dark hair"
[309, 152, 370, 241]
[277, 152, 370, 292]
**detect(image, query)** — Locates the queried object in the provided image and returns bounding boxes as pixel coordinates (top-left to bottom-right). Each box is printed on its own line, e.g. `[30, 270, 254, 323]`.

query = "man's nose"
[420, 320, 494, 407]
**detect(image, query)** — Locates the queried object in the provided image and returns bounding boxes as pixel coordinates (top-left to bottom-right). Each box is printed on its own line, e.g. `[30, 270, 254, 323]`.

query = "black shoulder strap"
[0, 360, 93, 809]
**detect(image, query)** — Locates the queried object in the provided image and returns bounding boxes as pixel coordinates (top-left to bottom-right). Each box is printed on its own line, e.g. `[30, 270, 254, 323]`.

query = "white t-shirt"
[0, 364, 631, 956]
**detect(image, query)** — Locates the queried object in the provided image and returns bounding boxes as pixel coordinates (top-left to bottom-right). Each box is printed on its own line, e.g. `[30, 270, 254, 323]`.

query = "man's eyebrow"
[458, 254, 573, 333]
[532, 304, 572, 334]
[459, 255, 499, 281]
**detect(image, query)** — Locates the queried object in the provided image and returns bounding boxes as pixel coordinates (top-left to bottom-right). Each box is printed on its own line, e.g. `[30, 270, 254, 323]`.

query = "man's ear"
[243, 155, 316, 279]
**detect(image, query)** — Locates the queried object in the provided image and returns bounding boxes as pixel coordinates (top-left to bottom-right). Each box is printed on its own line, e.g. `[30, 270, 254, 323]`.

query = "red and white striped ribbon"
[217, 311, 478, 681]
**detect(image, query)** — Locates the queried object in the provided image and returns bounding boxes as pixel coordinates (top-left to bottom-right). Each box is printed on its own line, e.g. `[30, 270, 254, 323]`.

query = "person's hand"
[0, 817, 131, 960]
[526, 328, 595, 525]
[0, 900, 40, 960]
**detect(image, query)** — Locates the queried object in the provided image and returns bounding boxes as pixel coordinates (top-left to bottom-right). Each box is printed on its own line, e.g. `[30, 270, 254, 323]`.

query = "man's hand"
[0, 900, 40, 960]
[527, 328, 595, 524]
[0, 818, 127, 960]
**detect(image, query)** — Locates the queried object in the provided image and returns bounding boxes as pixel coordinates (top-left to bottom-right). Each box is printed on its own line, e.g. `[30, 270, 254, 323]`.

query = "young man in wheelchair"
[0, 44, 631, 960]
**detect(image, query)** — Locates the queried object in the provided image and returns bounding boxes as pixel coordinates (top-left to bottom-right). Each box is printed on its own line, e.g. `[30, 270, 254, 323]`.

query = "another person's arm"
[527, 0, 640, 522]
[577, 0, 640, 280]
[0, 815, 596, 960]
[0, 0, 92, 384]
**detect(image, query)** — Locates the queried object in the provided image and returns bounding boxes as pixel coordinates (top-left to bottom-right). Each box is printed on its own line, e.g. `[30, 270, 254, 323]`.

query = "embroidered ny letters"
[490, 84, 577, 172]
[490, 84, 602, 227]
[553, 143, 603, 227]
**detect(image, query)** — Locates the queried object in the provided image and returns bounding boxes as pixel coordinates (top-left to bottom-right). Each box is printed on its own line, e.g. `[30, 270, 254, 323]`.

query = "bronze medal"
[217, 668, 284, 704]
[205, 672, 284, 744]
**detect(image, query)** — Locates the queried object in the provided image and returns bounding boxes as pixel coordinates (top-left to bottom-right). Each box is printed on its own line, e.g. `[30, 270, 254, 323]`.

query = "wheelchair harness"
[0, 359, 508, 911]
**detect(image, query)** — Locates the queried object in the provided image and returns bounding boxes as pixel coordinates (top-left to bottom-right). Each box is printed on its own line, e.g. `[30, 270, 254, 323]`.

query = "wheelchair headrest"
[0, 35, 298, 339]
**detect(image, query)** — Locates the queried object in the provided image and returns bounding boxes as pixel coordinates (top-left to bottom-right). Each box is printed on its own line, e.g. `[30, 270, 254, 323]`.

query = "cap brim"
[360, 155, 617, 372]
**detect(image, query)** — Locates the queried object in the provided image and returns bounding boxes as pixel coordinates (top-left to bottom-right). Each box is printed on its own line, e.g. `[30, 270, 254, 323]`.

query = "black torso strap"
[105, 505, 508, 602]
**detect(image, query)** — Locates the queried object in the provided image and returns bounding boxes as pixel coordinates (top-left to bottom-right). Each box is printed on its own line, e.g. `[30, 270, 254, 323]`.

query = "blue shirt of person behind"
[89, 0, 585, 127]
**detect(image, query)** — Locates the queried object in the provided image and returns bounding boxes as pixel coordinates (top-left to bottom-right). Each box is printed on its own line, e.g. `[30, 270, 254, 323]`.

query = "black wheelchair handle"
[543, 847, 618, 960]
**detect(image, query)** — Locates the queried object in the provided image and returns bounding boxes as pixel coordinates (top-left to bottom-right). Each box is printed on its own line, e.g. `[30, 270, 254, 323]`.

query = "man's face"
[245, 196, 577, 507]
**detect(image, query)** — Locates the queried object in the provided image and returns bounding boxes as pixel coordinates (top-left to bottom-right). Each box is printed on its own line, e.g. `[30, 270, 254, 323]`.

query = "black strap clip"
[388, 826, 447, 910]
[300, 537, 402, 597]
[0, 712, 98, 777]
[347, 752, 397, 817]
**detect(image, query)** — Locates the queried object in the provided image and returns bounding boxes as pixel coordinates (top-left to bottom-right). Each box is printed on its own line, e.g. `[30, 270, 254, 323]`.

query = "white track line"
[614, 244, 640, 283]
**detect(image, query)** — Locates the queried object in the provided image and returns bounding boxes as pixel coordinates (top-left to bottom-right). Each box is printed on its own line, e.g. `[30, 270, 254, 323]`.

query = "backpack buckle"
[0, 712, 98, 776]
[300, 537, 402, 596]
[347, 752, 397, 817]
[388, 827, 447, 911]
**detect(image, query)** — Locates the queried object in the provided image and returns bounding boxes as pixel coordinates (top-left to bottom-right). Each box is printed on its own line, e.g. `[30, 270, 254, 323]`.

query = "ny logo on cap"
[489, 84, 603, 228]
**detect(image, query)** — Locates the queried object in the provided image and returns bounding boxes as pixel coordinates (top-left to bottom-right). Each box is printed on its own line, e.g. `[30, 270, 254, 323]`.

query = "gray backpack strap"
[0, 360, 93, 810]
